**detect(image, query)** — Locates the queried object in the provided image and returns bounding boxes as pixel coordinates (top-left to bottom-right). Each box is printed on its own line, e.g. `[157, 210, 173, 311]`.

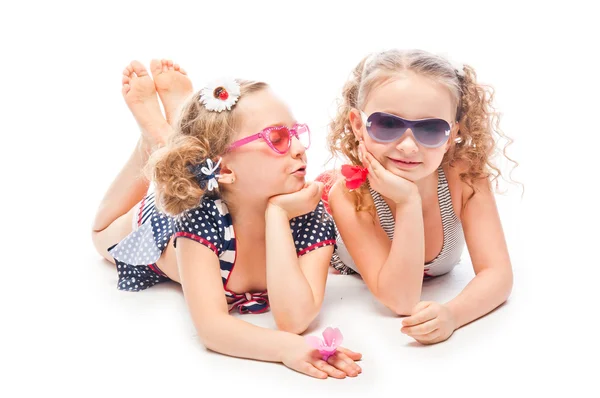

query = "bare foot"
[150, 59, 193, 124]
[122, 61, 171, 150]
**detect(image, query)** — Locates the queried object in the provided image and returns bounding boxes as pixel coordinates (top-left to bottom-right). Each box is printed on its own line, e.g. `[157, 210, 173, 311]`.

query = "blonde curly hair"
[146, 80, 268, 216]
[328, 49, 518, 210]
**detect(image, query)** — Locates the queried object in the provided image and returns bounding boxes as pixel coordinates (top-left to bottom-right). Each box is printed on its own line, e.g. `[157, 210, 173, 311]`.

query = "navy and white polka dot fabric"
[174, 197, 234, 288]
[109, 207, 174, 266]
[108, 193, 337, 314]
[290, 201, 336, 256]
[113, 259, 168, 291]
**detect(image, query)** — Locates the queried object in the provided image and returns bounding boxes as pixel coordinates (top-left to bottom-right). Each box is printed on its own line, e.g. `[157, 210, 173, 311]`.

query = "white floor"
[5, 213, 595, 397]
[2, 1, 599, 397]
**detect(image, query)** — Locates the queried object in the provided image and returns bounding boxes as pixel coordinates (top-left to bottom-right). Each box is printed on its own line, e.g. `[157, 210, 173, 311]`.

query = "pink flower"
[305, 327, 343, 361]
[341, 164, 368, 191]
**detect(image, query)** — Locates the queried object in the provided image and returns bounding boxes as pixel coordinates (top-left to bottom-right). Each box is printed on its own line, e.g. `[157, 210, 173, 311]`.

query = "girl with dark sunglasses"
[320, 49, 517, 345]
[91, 59, 361, 379]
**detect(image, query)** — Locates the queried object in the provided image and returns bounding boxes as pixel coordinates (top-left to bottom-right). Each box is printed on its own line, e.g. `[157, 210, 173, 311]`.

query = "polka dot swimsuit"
[108, 192, 336, 314]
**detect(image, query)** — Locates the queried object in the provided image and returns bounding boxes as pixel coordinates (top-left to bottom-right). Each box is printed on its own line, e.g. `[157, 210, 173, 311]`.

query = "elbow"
[276, 320, 309, 335]
[273, 308, 317, 335]
[377, 283, 421, 316]
[375, 268, 422, 316]
[196, 326, 219, 351]
[388, 297, 420, 316]
[489, 266, 513, 303]
[198, 336, 217, 352]
[194, 315, 229, 351]
[502, 269, 514, 302]
[379, 289, 421, 316]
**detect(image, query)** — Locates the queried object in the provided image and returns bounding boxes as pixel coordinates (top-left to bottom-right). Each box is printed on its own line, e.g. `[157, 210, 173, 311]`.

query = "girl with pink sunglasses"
[91, 59, 361, 379]
[319, 49, 518, 345]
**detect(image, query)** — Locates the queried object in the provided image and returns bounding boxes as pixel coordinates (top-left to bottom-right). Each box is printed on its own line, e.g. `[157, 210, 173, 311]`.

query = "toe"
[122, 83, 131, 96]
[167, 59, 174, 70]
[161, 59, 168, 73]
[150, 59, 162, 77]
[174, 63, 187, 75]
[130, 60, 148, 77]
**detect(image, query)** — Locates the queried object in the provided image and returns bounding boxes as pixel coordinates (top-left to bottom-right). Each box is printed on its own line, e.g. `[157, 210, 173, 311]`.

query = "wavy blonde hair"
[146, 80, 268, 216]
[328, 49, 518, 210]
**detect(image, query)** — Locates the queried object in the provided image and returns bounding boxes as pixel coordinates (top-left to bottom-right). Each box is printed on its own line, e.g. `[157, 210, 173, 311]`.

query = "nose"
[289, 135, 306, 158]
[395, 129, 419, 154]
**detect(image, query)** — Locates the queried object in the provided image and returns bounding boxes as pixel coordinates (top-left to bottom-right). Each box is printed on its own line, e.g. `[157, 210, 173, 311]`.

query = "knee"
[91, 228, 115, 264]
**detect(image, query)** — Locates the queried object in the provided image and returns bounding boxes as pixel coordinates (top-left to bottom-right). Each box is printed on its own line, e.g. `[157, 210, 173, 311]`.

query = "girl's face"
[222, 88, 309, 198]
[349, 72, 459, 182]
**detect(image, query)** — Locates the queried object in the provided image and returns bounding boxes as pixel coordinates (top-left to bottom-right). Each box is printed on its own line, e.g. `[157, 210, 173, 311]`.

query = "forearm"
[377, 197, 425, 314]
[199, 314, 303, 361]
[446, 267, 513, 329]
[265, 205, 319, 333]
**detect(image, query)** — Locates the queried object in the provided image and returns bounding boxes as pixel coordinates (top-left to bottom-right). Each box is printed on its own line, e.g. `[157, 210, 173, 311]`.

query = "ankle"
[137, 136, 163, 158]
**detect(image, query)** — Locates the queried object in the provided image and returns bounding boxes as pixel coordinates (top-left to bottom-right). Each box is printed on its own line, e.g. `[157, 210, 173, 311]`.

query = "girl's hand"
[268, 181, 324, 220]
[280, 338, 362, 379]
[360, 142, 419, 205]
[401, 301, 457, 345]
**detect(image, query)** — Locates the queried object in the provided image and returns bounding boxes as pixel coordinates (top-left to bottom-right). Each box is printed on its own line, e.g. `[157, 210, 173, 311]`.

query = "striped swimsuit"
[331, 166, 465, 277]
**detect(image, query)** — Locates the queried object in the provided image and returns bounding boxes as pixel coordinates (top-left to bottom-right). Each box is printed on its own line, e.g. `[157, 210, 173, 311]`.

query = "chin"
[271, 178, 305, 196]
[399, 172, 419, 182]
[290, 177, 306, 191]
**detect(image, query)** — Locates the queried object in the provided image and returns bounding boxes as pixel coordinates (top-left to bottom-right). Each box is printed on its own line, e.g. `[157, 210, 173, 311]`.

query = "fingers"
[366, 151, 384, 176]
[412, 301, 433, 315]
[313, 360, 346, 379]
[359, 142, 382, 176]
[327, 353, 361, 377]
[337, 346, 362, 361]
[359, 143, 376, 178]
[299, 362, 327, 379]
[359, 142, 369, 166]
[414, 329, 442, 345]
[300, 182, 316, 199]
[402, 303, 436, 327]
[332, 351, 362, 375]
[402, 319, 438, 336]
[303, 181, 323, 201]
[313, 181, 324, 199]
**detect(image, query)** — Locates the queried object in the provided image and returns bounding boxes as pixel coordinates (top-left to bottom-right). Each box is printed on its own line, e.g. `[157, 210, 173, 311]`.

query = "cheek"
[237, 153, 287, 185]
[422, 148, 446, 170]
[431, 146, 447, 161]
[231, 152, 267, 181]
[363, 138, 388, 162]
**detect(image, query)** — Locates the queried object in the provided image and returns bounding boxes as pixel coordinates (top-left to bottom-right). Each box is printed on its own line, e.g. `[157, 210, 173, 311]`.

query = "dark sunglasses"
[361, 111, 453, 148]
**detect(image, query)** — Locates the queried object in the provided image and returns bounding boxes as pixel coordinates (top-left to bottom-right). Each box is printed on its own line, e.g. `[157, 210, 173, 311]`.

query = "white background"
[1, 1, 599, 397]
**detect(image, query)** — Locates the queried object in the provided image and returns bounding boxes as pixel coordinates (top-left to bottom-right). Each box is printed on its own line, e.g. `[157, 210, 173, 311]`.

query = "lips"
[394, 159, 421, 164]
[389, 158, 422, 169]
[394, 160, 421, 164]
[292, 165, 307, 173]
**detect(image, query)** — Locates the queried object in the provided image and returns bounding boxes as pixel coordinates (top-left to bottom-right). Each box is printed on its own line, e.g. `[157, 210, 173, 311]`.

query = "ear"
[217, 164, 236, 185]
[348, 108, 365, 142]
[444, 122, 460, 153]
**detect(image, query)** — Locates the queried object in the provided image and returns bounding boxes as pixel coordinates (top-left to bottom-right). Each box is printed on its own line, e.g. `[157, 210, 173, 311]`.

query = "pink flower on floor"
[305, 327, 343, 361]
